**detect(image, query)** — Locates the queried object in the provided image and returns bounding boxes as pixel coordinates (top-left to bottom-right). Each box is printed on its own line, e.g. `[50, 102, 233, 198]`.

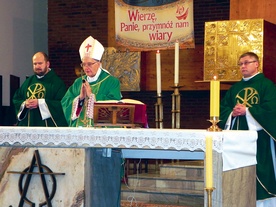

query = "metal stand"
[171, 85, 182, 129]
[205, 187, 215, 207]
[207, 116, 222, 131]
[155, 95, 163, 129]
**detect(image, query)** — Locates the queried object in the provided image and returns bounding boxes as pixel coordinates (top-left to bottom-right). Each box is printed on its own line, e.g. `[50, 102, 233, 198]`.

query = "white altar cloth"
[0, 127, 222, 151]
[0, 127, 257, 171]
[222, 129, 257, 171]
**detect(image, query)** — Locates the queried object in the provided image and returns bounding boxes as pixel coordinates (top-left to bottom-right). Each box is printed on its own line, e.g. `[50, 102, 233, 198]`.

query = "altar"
[0, 127, 257, 207]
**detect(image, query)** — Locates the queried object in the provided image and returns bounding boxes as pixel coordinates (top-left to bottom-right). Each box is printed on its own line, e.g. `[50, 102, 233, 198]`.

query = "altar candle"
[174, 41, 179, 85]
[156, 50, 161, 95]
[205, 135, 213, 188]
[210, 76, 220, 117]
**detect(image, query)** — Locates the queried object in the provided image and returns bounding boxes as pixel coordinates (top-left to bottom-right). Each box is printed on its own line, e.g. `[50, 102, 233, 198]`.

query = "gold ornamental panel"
[204, 19, 264, 81]
[101, 47, 141, 91]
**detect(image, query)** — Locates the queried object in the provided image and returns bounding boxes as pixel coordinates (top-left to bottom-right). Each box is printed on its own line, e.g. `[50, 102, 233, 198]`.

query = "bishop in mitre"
[61, 36, 122, 127]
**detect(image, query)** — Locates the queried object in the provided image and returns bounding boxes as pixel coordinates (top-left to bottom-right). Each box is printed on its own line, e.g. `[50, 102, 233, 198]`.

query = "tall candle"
[205, 135, 213, 188]
[156, 50, 161, 95]
[210, 76, 220, 117]
[174, 41, 179, 85]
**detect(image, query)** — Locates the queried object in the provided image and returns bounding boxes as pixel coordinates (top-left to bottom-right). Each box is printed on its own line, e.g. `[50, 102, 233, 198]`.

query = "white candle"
[156, 50, 161, 95]
[174, 41, 179, 85]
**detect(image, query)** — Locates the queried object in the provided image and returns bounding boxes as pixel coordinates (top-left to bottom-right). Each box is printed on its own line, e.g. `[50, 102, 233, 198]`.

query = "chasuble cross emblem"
[27, 83, 46, 99]
[235, 87, 259, 107]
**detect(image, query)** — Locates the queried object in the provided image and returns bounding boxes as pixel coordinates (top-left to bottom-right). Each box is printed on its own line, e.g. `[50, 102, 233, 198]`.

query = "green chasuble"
[61, 69, 122, 127]
[220, 73, 276, 200]
[13, 69, 68, 127]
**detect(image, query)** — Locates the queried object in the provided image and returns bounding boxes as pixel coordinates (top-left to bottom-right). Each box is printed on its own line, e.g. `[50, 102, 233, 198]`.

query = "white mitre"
[79, 36, 104, 61]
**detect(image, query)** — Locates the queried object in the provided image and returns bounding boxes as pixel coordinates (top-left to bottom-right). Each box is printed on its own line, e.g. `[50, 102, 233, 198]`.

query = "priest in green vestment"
[219, 52, 276, 206]
[13, 52, 67, 127]
[61, 36, 122, 207]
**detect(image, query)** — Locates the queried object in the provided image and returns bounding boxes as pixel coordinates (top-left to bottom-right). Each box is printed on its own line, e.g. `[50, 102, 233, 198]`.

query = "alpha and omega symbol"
[27, 83, 46, 99]
[7, 150, 65, 207]
[235, 87, 259, 107]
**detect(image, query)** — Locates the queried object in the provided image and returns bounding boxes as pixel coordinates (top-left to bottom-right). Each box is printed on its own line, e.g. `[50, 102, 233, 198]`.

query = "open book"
[96, 99, 144, 105]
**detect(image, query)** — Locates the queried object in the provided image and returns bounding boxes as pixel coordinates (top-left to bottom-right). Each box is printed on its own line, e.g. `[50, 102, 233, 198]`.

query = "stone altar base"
[0, 147, 121, 207]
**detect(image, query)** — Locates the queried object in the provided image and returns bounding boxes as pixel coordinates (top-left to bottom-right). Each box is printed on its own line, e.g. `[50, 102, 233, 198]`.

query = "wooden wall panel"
[230, 0, 276, 83]
[230, 0, 276, 24]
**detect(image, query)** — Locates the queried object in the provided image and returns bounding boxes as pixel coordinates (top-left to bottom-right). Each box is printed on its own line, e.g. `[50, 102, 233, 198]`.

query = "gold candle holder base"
[207, 116, 222, 131]
[205, 187, 215, 207]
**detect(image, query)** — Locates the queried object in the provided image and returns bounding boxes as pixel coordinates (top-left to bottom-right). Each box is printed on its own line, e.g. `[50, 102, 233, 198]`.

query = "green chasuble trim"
[90, 75, 110, 95]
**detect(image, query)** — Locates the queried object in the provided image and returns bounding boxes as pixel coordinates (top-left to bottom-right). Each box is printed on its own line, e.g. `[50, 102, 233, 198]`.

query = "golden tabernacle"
[204, 19, 276, 82]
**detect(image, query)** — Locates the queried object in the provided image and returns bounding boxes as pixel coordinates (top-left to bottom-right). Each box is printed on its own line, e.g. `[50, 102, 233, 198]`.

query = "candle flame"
[213, 75, 217, 80]
[157, 50, 160, 53]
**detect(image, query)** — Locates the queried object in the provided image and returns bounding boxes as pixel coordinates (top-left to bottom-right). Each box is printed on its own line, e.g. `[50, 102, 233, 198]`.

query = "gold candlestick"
[205, 187, 215, 207]
[155, 95, 163, 129]
[207, 116, 222, 131]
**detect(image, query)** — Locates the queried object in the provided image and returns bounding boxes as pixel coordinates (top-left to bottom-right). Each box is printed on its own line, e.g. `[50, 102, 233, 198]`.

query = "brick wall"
[48, 0, 109, 87]
[48, 0, 230, 129]
[193, 0, 230, 44]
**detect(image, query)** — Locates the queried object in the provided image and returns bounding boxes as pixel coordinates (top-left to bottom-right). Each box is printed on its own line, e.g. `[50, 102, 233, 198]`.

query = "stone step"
[159, 161, 204, 179]
[127, 173, 204, 191]
[121, 184, 204, 207]
[125, 159, 176, 174]
[122, 160, 204, 206]
[121, 200, 191, 207]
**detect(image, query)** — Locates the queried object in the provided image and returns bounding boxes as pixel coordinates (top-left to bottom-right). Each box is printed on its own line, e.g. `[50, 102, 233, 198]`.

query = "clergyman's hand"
[25, 99, 38, 109]
[232, 103, 246, 117]
[83, 80, 92, 97]
[79, 82, 87, 100]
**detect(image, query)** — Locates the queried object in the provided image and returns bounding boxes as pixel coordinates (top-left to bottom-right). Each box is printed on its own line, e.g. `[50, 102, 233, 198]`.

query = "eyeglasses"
[237, 61, 256, 67]
[80, 62, 98, 68]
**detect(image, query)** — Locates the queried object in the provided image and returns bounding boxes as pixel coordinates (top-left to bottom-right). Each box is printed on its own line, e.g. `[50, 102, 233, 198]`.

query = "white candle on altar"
[156, 50, 161, 95]
[174, 41, 179, 85]
[210, 75, 220, 117]
[205, 135, 213, 188]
